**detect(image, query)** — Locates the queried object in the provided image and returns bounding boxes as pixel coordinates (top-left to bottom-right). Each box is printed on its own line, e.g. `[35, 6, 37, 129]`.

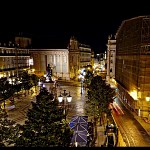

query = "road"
[112, 97, 150, 147]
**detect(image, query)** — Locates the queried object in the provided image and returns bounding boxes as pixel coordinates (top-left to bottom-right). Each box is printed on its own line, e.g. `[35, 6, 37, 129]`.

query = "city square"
[0, 4, 150, 147]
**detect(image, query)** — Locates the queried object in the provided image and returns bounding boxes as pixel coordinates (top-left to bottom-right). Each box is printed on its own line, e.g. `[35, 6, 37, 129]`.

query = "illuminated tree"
[0, 78, 15, 108]
[30, 74, 39, 91]
[0, 107, 20, 147]
[15, 88, 73, 147]
[20, 71, 33, 95]
[86, 76, 115, 125]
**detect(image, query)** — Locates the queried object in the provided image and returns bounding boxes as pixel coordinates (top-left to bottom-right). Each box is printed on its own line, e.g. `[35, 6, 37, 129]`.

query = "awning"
[70, 122, 88, 131]
[71, 130, 88, 143]
[70, 116, 88, 123]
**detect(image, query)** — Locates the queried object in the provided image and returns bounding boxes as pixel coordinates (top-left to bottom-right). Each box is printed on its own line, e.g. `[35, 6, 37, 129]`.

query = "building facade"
[68, 36, 92, 80]
[0, 43, 30, 79]
[15, 36, 32, 49]
[0, 35, 92, 81]
[99, 51, 107, 72]
[29, 36, 92, 80]
[115, 16, 150, 118]
[29, 49, 70, 80]
[106, 35, 116, 84]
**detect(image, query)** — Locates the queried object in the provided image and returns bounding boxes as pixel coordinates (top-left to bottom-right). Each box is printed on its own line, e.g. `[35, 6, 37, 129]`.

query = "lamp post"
[80, 76, 84, 95]
[146, 93, 150, 120]
[58, 90, 72, 120]
[78, 74, 84, 95]
[81, 80, 83, 94]
[38, 79, 43, 91]
[146, 93, 150, 102]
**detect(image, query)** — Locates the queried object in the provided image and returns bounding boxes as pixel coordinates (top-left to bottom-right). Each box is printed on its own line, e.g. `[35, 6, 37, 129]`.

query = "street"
[113, 97, 150, 146]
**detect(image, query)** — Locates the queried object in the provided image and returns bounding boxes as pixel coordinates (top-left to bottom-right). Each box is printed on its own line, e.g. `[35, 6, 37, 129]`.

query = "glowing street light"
[58, 90, 72, 120]
[146, 93, 150, 102]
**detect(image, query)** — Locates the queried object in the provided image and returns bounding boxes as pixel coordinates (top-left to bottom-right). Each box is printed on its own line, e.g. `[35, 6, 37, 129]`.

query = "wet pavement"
[6, 87, 39, 125]
[6, 80, 106, 147]
[6, 80, 150, 147]
[56, 85, 88, 120]
[6, 81, 90, 123]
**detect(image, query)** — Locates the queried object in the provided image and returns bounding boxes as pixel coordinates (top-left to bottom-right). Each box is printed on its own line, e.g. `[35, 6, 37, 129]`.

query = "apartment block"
[116, 16, 150, 117]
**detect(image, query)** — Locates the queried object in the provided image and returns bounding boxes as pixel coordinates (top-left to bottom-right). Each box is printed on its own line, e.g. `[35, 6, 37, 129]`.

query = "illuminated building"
[0, 34, 93, 81]
[29, 48, 70, 80]
[106, 35, 116, 84]
[115, 16, 150, 118]
[68, 36, 92, 80]
[0, 42, 30, 79]
[29, 36, 92, 80]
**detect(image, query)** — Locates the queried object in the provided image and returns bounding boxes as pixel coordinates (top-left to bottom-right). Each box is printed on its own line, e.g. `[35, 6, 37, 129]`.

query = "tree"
[84, 70, 93, 87]
[0, 107, 20, 147]
[30, 74, 39, 91]
[21, 71, 33, 95]
[86, 76, 115, 125]
[12, 77, 22, 99]
[0, 79, 15, 109]
[15, 88, 73, 147]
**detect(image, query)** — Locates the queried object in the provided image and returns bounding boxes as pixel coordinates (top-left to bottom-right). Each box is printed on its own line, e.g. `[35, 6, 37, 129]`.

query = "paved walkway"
[131, 111, 150, 136]
[118, 96, 150, 137]
[6, 87, 38, 125]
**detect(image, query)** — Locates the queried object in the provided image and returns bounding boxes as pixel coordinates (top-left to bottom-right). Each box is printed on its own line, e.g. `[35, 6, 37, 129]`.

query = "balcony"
[0, 66, 29, 72]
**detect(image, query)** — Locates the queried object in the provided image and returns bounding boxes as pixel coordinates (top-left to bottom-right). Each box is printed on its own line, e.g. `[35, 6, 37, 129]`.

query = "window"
[64, 55, 66, 63]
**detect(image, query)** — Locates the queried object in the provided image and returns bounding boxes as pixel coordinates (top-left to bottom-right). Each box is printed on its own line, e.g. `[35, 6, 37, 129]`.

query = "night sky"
[0, 1, 149, 54]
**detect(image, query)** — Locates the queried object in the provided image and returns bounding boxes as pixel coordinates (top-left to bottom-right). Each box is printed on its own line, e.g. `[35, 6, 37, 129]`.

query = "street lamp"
[58, 90, 72, 120]
[38, 79, 44, 91]
[81, 80, 83, 94]
[78, 74, 84, 95]
[146, 93, 150, 102]
[146, 93, 150, 119]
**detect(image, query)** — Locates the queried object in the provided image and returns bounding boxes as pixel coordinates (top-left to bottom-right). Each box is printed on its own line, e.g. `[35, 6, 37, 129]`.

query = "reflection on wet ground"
[57, 85, 88, 120]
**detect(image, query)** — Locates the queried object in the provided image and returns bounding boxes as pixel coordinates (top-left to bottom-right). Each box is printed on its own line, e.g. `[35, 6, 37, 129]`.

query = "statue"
[46, 64, 52, 81]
